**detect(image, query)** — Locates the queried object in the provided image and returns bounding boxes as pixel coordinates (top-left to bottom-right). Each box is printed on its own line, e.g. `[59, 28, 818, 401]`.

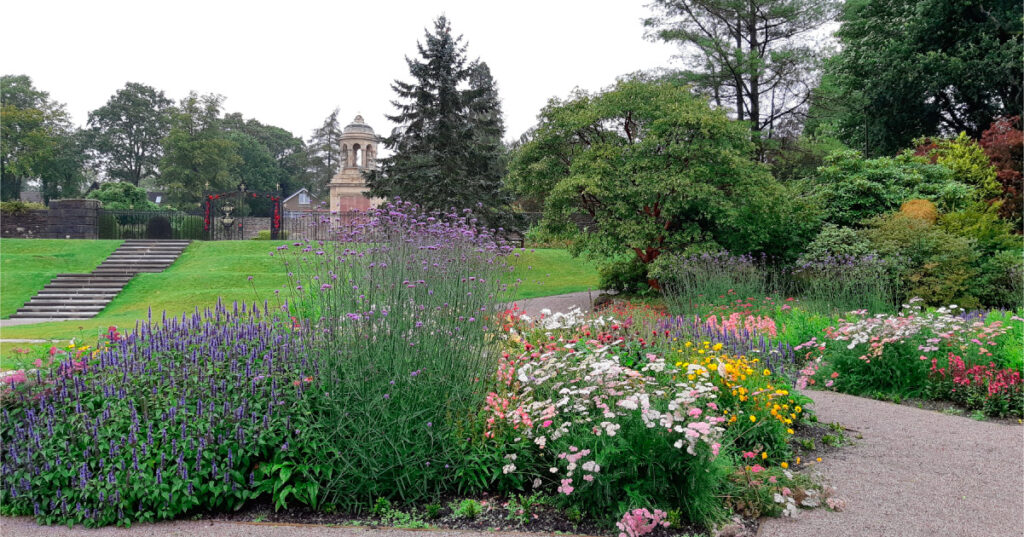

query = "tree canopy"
[814, 0, 1023, 156]
[368, 16, 514, 228]
[645, 0, 839, 142]
[508, 79, 804, 284]
[88, 82, 174, 185]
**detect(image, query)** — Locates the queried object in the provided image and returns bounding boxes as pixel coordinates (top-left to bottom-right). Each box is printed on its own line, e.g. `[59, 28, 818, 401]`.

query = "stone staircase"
[11, 240, 190, 320]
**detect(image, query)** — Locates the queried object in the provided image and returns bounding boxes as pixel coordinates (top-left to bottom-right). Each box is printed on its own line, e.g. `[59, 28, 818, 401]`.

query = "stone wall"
[1, 210, 49, 238]
[47, 199, 101, 239]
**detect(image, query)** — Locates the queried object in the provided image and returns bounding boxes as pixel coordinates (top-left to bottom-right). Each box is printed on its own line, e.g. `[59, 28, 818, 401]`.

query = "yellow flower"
[763, 369, 771, 376]
[787, 428, 794, 434]
[684, 342, 692, 348]
[749, 415, 757, 423]
[796, 457, 801, 465]
[780, 462, 789, 469]
[761, 452, 767, 460]
[675, 361, 683, 367]
[816, 457, 822, 462]
[794, 406, 802, 413]
[712, 343, 723, 351]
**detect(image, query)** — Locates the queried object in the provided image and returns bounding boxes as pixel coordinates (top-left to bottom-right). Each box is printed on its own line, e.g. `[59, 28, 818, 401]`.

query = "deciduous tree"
[87, 82, 173, 185]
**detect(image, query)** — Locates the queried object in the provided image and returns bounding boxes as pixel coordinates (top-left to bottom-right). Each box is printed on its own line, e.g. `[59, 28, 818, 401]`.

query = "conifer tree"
[369, 16, 514, 228]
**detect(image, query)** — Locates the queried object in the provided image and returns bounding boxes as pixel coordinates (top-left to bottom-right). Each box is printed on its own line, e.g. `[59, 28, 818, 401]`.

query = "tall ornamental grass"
[281, 201, 514, 510]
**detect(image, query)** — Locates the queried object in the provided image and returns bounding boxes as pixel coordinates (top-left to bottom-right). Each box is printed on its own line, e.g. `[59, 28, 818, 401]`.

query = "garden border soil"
[757, 390, 1024, 537]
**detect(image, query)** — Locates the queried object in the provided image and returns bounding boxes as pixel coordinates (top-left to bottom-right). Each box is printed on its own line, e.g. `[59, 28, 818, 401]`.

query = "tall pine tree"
[368, 16, 513, 228]
[307, 108, 343, 197]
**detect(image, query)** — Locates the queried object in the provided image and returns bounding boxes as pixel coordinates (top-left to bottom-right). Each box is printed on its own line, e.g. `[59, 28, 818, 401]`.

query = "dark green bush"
[598, 257, 650, 294]
[173, 215, 207, 240]
[145, 216, 172, 239]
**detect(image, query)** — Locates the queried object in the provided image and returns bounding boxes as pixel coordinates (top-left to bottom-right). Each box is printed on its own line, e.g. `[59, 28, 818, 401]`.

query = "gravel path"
[758, 390, 1024, 537]
[507, 290, 599, 318]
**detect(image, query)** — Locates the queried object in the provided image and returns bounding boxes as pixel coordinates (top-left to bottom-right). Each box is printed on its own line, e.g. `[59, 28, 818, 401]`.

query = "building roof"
[343, 115, 375, 135]
[282, 187, 321, 204]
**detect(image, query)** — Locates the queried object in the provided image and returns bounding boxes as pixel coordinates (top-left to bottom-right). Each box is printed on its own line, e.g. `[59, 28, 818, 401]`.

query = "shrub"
[598, 257, 650, 294]
[145, 215, 172, 239]
[0, 201, 46, 215]
[979, 116, 1023, 228]
[814, 149, 974, 227]
[912, 132, 1000, 199]
[0, 307, 318, 527]
[86, 182, 159, 210]
[799, 224, 873, 262]
[860, 213, 979, 307]
[899, 199, 938, 223]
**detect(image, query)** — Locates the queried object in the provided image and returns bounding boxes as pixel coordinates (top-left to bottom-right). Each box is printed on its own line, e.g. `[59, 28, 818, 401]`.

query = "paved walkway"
[758, 390, 1023, 537]
[507, 290, 599, 318]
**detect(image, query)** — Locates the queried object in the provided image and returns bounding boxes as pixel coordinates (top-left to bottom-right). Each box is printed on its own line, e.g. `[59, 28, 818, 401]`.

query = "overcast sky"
[2, 0, 678, 144]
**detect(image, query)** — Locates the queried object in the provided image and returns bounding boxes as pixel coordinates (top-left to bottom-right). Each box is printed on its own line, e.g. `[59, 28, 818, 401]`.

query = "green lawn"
[1, 239, 122, 318]
[0, 241, 598, 358]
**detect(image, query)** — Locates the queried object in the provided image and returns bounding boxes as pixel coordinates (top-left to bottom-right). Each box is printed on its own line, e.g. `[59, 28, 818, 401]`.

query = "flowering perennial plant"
[0, 303, 316, 527]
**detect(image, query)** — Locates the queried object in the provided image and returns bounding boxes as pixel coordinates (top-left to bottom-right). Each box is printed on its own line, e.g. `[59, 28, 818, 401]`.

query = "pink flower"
[711, 442, 721, 456]
[750, 464, 765, 473]
[542, 420, 553, 428]
[557, 478, 574, 495]
[688, 408, 702, 417]
[742, 451, 756, 459]
[583, 474, 594, 482]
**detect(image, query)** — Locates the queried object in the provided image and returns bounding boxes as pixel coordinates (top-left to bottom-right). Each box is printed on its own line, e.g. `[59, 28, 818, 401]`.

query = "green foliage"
[86, 182, 159, 210]
[860, 214, 980, 307]
[372, 497, 392, 516]
[939, 204, 1023, 309]
[157, 92, 241, 208]
[820, 0, 1023, 156]
[222, 112, 307, 206]
[814, 149, 974, 227]
[424, 502, 441, 519]
[305, 109, 342, 198]
[253, 230, 289, 240]
[508, 79, 775, 273]
[911, 132, 1000, 199]
[799, 224, 873, 262]
[0, 200, 46, 214]
[598, 257, 651, 295]
[370, 17, 515, 229]
[652, 251, 768, 316]
[644, 0, 840, 141]
[87, 82, 173, 185]
[1, 75, 87, 203]
[452, 499, 482, 519]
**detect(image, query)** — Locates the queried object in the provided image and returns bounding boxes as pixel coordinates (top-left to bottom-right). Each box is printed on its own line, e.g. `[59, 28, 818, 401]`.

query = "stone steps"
[10, 239, 190, 320]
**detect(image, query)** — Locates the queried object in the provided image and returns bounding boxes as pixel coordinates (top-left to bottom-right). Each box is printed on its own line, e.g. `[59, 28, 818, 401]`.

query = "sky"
[1, 0, 678, 144]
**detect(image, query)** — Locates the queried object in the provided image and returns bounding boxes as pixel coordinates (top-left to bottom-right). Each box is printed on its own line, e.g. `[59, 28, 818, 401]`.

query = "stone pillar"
[47, 199, 101, 239]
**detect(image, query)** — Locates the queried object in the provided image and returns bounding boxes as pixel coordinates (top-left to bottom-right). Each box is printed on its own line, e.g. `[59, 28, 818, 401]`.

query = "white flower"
[502, 463, 516, 474]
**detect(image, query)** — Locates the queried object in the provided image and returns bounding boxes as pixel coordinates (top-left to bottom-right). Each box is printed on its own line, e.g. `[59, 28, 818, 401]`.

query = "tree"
[507, 80, 782, 287]
[368, 16, 512, 227]
[222, 112, 309, 214]
[980, 116, 1023, 230]
[88, 82, 174, 185]
[157, 92, 241, 208]
[819, 0, 1023, 156]
[37, 128, 91, 203]
[306, 108, 343, 197]
[1, 75, 77, 201]
[644, 0, 840, 142]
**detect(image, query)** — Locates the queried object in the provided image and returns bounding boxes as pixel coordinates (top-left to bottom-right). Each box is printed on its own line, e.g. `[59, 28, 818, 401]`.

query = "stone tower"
[329, 115, 383, 212]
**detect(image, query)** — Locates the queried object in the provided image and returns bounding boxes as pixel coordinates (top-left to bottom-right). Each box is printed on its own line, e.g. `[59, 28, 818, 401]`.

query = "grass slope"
[0, 241, 599, 361]
[1, 239, 122, 318]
